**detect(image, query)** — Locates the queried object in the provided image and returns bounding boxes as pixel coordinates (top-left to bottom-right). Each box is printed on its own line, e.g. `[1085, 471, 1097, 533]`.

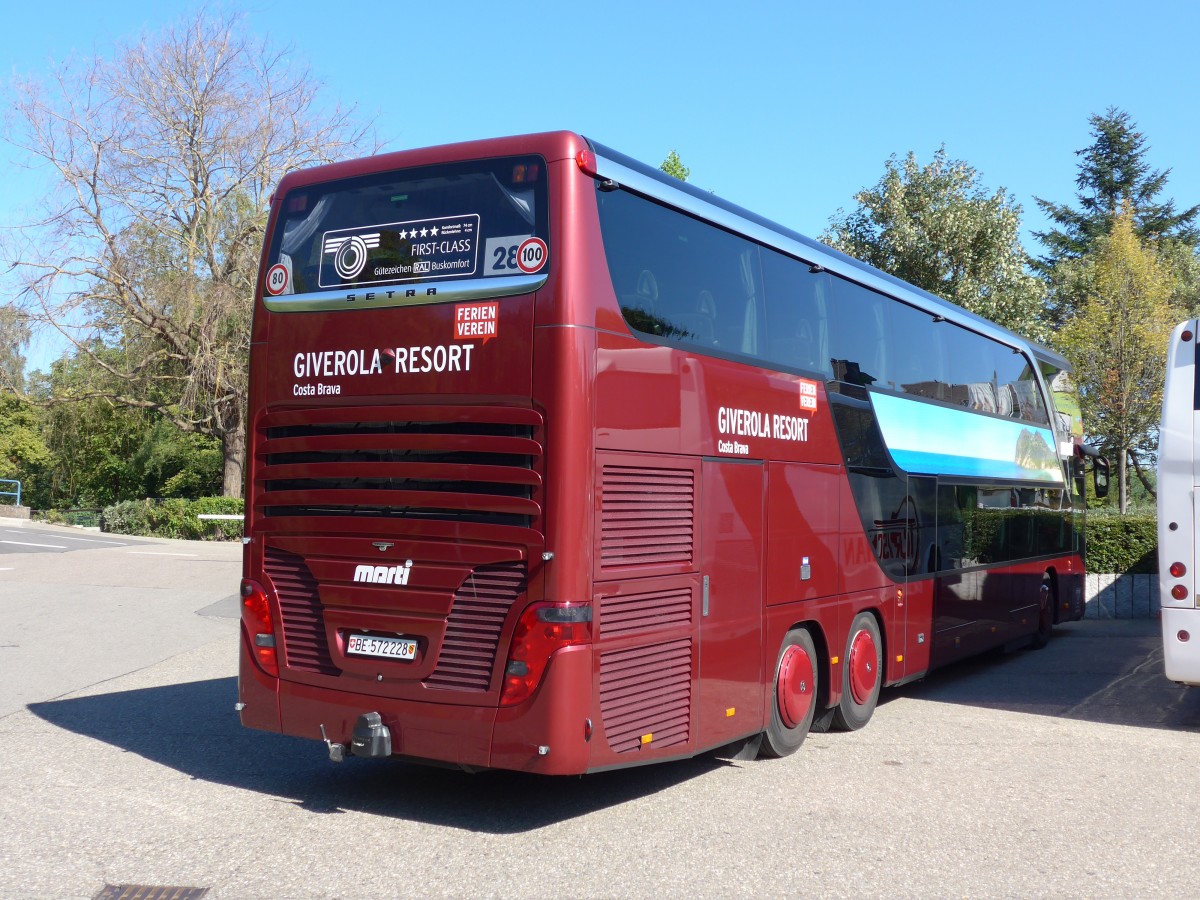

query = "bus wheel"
[1031, 575, 1054, 649]
[831, 612, 882, 731]
[760, 628, 818, 759]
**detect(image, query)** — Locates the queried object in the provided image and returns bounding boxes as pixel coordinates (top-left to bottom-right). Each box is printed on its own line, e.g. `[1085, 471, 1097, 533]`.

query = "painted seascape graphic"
[871, 392, 1064, 483]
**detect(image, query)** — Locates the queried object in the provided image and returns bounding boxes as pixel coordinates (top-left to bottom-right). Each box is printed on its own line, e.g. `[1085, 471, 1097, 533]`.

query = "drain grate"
[94, 886, 209, 900]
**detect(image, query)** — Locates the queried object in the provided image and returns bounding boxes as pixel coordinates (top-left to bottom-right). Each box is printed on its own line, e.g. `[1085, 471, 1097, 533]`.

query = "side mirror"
[1093, 456, 1110, 499]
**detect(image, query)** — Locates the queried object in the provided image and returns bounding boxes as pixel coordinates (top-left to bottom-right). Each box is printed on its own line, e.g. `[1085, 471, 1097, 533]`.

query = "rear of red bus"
[238, 132, 607, 774]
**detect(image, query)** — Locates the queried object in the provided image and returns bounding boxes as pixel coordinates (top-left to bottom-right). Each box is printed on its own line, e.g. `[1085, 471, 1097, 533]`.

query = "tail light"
[1171, 562, 1187, 578]
[500, 603, 592, 707]
[576, 149, 597, 176]
[241, 579, 279, 676]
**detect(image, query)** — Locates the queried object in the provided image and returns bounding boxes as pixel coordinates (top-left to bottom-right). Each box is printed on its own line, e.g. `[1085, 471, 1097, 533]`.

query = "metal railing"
[0, 479, 21, 507]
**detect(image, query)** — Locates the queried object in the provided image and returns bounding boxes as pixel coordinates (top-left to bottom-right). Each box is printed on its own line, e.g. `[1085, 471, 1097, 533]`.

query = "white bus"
[1159, 320, 1200, 683]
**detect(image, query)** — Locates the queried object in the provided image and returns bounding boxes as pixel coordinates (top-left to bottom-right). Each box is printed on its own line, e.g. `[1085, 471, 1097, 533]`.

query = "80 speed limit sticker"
[265, 263, 289, 295]
[516, 237, 548, 274]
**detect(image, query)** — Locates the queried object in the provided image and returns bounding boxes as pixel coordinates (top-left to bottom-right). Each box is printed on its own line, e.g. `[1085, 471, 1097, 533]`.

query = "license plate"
[346, 633, 418, 661]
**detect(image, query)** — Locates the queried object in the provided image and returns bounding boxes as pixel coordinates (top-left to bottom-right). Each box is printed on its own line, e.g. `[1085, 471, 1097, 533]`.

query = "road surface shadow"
[28, 677, 734, 833]
[886, 620, 1200, 731]
[30, 621, 1197, 831]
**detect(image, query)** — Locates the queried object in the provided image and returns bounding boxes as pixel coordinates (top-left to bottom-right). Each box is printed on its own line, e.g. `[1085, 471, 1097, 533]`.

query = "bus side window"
[828, 276, 886, 387]
[758, 247, 830, 377]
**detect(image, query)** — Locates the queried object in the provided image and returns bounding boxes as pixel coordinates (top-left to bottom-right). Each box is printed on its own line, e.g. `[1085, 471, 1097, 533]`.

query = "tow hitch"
[320, 713, 393, 763]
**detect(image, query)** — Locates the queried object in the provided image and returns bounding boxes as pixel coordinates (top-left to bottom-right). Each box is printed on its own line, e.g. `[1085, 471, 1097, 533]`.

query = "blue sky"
[5, 0, 1200, 371]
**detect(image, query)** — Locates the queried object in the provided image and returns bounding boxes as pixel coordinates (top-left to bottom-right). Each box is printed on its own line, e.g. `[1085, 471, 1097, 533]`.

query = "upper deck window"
[265, 155, 549, 296]
[596, 185, 1050, 428]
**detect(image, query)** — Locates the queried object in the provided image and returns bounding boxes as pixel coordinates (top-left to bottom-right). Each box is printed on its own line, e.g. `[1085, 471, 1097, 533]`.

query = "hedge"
[92, 497, 1154, 565]
[1084, 513, 1157, 575]
[100, 497, 244, 541]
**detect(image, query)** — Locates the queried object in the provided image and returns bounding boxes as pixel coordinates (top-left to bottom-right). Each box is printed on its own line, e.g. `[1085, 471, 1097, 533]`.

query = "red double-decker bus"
[238, 131, 1100, 774]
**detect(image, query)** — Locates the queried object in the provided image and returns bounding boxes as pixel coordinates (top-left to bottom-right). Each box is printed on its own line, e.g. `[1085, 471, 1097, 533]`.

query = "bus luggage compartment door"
[697, 460, 765, 749]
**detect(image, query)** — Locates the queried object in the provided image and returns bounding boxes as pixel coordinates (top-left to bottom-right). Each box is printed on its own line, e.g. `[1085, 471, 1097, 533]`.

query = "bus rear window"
[265, 155, 549, 296]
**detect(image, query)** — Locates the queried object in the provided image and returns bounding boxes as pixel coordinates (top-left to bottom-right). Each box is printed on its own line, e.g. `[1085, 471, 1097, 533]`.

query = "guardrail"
[0, 479, 21, 507]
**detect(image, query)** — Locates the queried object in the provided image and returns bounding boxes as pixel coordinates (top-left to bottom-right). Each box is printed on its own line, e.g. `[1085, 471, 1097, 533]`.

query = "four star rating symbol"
[396, 225, 438, 240]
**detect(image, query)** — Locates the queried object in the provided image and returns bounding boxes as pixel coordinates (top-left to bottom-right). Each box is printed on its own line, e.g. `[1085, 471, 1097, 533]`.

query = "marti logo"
[353, 560, 414, 585]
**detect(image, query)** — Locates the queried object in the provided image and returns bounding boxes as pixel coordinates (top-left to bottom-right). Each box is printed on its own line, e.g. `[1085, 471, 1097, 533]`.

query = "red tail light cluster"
[1168, 562, 1191, 602]
[500, 603, 592, 707]
[240, 579, 279, 676]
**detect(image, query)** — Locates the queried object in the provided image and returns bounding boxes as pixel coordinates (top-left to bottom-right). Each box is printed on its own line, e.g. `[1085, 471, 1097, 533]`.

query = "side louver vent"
[264, 548, 340, 676]
[599, 638, 692, 753]
[424, 563, 527, 692]
[599, 465, 695, 570]
[599, 585, 693, 639]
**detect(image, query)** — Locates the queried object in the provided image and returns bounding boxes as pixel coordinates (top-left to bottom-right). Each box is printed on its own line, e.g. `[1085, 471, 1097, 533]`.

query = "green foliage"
[1055, 208, 1181, 511]
[101, 497, 243, 540]
[660, 150, 690, 182]
[1084, 512, 1157, 574]
[823, 146, 1047, 342]
[29, 353, 221, 508]
[1036, 108, 1200, 276]
[0, 394, 50, 505]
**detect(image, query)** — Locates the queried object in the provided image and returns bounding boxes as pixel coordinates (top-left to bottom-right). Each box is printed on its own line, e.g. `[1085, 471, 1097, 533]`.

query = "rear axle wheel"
[760, 628, 819, 758]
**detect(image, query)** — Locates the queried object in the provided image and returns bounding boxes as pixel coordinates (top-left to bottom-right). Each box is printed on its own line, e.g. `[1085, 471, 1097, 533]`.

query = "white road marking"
[0, 540, 68, 549]
[124, 551, 199, 558]
[2, 529, 130, 546]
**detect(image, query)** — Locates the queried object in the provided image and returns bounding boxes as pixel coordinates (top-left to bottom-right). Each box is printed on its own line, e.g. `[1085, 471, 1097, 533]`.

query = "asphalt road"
[0, 524, 136, 555]
[2, 522, 1199, 899]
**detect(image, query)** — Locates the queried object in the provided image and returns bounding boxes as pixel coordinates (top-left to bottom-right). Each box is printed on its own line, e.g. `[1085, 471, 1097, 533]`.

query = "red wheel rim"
[777, 643, 814, 729]
[848, 628, 878, 705]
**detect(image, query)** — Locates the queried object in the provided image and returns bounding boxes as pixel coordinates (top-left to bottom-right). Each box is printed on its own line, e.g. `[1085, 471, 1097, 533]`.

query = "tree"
[0, 305, 29, 389]
[1056, 207, 1181, 512]
[28, 351, 222, 507]
[1035, 107, 1200, 304]
[4, 10, 372, 496]
[660, 150, 690, 182]
[0, 392, 50, 509]
[824, 146, 1047, 341]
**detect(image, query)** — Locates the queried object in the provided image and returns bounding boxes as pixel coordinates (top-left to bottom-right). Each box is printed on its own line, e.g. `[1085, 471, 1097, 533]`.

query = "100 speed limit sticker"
[516, 237, 548, 273]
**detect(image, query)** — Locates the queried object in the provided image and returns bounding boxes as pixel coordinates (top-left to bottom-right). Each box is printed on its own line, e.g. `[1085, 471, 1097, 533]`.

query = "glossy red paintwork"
[239, 130, 1088, 774]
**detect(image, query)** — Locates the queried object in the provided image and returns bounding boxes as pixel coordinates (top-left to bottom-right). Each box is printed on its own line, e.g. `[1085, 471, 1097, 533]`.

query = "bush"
[1085, 512, 1157, 574]
[100, 497, 244, 541]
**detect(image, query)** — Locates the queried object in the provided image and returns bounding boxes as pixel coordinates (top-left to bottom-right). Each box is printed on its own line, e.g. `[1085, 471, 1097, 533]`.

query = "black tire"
[830, 612, 882, 732]
[1031, 575, 1055, 649]
[809, 704, 836, 734]
[759, 628, 819, 759]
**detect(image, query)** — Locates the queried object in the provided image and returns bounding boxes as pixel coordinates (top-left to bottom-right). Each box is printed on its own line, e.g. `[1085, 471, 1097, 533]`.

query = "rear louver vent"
[600, 465, 695, 569]
[256, 405, 543, 528]
[599, 638, 692, 753]
[599, 586, 693, 639]
[424, 563, 527, 692]
[264, 548, 340, 676]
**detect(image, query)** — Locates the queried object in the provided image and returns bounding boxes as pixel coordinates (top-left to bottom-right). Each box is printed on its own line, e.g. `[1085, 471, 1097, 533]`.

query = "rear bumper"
[1162, 608, 1200, 685]
[239, 635, 595, 774]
